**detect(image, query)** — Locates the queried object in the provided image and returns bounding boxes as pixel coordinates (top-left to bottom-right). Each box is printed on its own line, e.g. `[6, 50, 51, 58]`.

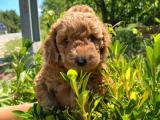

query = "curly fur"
[34, 5, 111, 109]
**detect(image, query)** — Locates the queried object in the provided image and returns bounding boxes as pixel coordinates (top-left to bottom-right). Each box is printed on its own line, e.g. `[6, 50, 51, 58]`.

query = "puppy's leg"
[88, 70, 107, 95]
[34, 74, 56, 109]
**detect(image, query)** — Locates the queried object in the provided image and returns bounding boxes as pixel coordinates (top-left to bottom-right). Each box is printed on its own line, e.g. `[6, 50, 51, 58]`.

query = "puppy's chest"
[45, 76, 75, 107]
[45, 76, 68, 92]
[45, 73, 103, 94]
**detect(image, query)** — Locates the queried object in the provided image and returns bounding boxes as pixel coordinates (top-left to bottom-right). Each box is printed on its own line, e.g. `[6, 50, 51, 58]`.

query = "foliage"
[101, 34, 160, 119]
[40, 0, 97, 33]
[41, 0, 97, 16]
[6, 34, 160, 119]
[144, 34, 160, 118]
[41, 0, 66, 16]
[40, 0, 160, 42]
[40, 0, 160, 26]
[103, 0, 160, 25]
[0, 10, 20, 33]
[40, 10, 59, 34]
[112, 24, 152, 57]
[0, 40, 41, 106]
[61, 69, 91, 120]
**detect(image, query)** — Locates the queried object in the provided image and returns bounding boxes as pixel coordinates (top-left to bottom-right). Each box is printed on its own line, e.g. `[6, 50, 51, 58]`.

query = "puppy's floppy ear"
[43, 24, 60, 64]
[100, 26, 111, 60]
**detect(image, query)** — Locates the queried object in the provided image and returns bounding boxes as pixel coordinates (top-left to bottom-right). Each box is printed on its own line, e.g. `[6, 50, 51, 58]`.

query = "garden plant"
[0, 33, 160, 119]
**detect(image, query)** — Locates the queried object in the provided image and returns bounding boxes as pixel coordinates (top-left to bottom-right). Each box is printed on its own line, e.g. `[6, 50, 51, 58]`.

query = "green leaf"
[126, 99, 137, 114]
[67, 69, 78, 81]
[130, 91, 137, 100]
[153, 34, 160, 43]
[91, 111, 102, 119]
[154, 17, 160, 23]
[33, 103, 44, 119]
[19, 71, 27, 82]
[82, 73, 91, 92]
[12, 53, 18, 61]
[70, 77, 79, 97]
[12, 62, 18, 68]
[114, 40, 120, 57]
[146, 46, 154, 69]
[138, 90, 150, 109]
[67, 69, 79, 96]
[153, 34, 160, 65]
[47, 10, 55, 16]
[12, 110, 32, 119]
[91, 97, 101, 113]
[132, 28, 138, 34]
[78, 71, 87, 90]
[125, 67, 131, 80]
[78, 90, 89, 111]
[45, 115, 55, 120]
[60, 72, 69, 82]
[122, 114, 130, 120]
[63, 108, 76, 120]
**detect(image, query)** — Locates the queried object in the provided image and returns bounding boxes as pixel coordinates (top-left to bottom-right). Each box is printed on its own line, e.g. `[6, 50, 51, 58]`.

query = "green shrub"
[0, 40, 42, 106]
[113, 24, 152, 57]
[1, 31, 160, 119]
[11, 34, 160, 119]
[0, 10, 20, 33]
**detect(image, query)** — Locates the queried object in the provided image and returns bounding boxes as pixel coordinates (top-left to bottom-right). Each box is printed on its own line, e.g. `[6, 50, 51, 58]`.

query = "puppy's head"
[44, 5, 111, 72]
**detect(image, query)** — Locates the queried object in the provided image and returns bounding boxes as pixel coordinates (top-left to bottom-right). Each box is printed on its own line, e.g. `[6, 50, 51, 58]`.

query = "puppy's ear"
[101, 26, 111, 60]
[43, 24, 60, 64]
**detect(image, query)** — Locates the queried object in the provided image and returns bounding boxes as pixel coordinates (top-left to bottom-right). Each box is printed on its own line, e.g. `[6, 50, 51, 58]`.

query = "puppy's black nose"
[76, 57, 87, 66]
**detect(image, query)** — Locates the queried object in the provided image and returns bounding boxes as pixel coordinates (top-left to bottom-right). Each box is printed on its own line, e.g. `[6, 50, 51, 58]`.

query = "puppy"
[34, 5, 111, 109]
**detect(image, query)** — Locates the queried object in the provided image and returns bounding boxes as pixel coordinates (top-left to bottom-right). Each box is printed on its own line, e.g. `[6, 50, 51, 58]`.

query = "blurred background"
[0, 0, 159, 34]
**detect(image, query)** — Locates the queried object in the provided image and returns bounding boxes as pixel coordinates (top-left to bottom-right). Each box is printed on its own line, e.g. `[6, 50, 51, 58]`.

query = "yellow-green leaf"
[125, 68, 131, 80]
[67, 69, 78, 81]
[138, 90, 150, 108]
[132, 28, 138, 34]
[130, 91, 137, 100]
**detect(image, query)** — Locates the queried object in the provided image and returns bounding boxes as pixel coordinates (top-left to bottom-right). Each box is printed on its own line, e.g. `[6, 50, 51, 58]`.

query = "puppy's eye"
[63, 38, 69, 45]
[100, 47, 105, 54]
[88, 34, 96, 43]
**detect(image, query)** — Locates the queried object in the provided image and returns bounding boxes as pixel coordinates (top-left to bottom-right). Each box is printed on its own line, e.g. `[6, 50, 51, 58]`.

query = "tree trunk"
[94, 0, 108, 23]
[111, 0, 115, 24]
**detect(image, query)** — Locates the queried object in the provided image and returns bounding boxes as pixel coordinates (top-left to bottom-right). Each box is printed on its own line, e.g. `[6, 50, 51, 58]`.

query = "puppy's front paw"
[45, 97, 55, 109]
[39, 93, 57, 110]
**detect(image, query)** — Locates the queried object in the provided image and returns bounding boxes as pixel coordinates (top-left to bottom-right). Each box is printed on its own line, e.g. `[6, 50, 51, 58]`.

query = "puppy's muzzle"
[75, 57, 87, 66]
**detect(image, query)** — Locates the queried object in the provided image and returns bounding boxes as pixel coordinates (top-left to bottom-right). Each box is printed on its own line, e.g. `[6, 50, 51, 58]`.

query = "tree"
[0, 10, 20, 33]
[41, 0, 160, 25]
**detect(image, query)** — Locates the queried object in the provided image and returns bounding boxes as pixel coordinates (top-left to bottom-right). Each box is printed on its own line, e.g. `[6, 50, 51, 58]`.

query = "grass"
[4, 39, 22, 53]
